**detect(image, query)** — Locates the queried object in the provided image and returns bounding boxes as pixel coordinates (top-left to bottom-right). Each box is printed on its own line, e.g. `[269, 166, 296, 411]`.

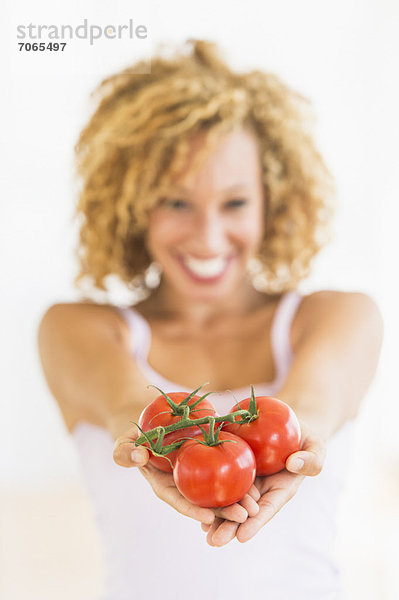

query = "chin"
[177, 275, 244, 303]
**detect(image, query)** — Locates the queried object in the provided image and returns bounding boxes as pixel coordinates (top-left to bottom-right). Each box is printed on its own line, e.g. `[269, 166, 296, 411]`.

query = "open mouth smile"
[177, 254, 234, 282]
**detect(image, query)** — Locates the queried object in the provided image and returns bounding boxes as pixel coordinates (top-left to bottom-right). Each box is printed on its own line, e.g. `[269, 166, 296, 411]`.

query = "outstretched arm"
[202, 291, 384, 546]
[279, 291, 383, 442]
[38, 302, 259, 525]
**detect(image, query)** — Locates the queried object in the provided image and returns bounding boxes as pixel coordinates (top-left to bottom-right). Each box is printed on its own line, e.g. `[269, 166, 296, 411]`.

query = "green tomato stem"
[133, 408, 251, 451]
[131, 383, 261, 457]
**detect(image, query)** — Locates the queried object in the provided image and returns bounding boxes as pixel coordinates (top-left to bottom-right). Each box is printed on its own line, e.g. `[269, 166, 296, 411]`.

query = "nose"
[192, 208, 228, 254]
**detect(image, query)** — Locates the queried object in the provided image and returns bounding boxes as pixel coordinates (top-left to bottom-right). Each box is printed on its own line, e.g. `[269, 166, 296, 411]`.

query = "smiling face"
[146, 126, 265, 304]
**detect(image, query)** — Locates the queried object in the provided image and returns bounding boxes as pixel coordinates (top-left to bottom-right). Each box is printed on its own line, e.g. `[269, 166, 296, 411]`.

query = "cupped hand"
[113, 425, 261, 525]
[201, 421, 326, 546]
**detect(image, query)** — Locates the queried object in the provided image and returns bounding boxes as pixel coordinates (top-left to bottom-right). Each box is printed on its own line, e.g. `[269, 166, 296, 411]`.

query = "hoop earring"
[144, 261, 162, 289]
[246, 257, 268, 292]
[246, 257, 262, 278]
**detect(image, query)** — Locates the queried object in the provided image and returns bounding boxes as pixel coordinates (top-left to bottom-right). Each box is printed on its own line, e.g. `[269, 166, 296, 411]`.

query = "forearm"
[277, 354, 356, 441]
[278, 385, 349, 442]
[277, 292, 384, 442]
[38, 304, 156, 439]
[106, 404, 149, 440]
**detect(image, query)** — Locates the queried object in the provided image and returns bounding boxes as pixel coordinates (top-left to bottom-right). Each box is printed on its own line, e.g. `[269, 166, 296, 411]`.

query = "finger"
[239, 493, 259, 518]
[236, 501, 278, 543]
[171, 494, 216, 525]
[138, 463, 216, 525]
[254, 476, 263, 492]
[209, 520, 240, 547]
[206, 517, 224, 546]
[113, 426, 150, 467]
[285, 438, 326, 476]
[212, 503, 248, 523]
[236, 486, 296, 543]
[201, 522, 211, 532]
[246, 483, 261, 502]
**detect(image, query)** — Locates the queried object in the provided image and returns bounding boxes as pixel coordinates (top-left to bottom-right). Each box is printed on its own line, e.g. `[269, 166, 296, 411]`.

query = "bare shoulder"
[291, 290, 383, 349]
[299, 289, 381, 317]
[39, 301, 130, 348]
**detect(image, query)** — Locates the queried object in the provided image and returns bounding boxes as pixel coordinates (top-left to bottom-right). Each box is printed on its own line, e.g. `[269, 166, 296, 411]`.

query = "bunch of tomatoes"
[135, 385, 301, 508]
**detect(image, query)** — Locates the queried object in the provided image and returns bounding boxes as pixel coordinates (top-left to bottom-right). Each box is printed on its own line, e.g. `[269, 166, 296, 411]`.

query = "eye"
[224, 198, 247, 209]
[160, 198, 190, 211]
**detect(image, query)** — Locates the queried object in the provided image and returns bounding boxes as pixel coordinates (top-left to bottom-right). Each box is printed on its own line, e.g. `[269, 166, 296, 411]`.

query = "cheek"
[146, 214, 189, 255]
[235, 213, 264, 250]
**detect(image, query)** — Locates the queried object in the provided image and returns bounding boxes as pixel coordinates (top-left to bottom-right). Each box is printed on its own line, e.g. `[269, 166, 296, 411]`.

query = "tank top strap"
[270, 290, 303, 387]
[115, 306, 152, 360]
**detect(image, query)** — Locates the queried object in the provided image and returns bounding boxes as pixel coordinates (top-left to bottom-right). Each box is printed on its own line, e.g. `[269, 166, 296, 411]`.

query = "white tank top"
[72, 291, 354, 600]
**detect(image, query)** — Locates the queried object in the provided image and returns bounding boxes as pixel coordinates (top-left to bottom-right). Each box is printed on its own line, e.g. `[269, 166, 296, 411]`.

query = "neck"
[146, 276, 270, 326]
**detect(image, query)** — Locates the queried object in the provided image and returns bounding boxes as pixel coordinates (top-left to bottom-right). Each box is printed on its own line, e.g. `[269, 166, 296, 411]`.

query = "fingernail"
[206, 513, 215, 525]
[131, 449, 145, 464]
[290, 458, 304, 472]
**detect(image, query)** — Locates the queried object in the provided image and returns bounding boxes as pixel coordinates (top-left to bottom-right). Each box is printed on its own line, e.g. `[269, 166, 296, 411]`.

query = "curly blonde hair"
[74, 38, 335, 297]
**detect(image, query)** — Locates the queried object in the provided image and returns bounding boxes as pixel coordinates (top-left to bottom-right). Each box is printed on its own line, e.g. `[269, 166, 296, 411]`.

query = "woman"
[38, 40, 383, 599]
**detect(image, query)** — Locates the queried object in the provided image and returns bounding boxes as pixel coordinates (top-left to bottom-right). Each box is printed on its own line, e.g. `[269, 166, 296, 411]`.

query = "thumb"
[286, 437, 326, 476]
[130, 446, 150, 467]
[113, 425, 150, 468]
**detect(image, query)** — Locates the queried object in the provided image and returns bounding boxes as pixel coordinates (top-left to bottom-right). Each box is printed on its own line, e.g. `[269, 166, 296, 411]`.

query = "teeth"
[183, 255, 227, 277]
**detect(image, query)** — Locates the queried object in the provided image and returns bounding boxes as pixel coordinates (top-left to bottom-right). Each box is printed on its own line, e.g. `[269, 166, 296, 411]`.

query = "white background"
[1, 1, 398, 599]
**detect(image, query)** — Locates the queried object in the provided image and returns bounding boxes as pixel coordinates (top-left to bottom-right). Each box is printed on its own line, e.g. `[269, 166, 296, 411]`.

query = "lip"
[176, 253, 235, 283]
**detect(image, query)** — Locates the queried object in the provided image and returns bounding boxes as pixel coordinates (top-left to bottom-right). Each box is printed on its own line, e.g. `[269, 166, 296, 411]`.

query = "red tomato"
[173, 431, 256, 507]
[223, 396, 301, 476]
[138, 391, 217, 473]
